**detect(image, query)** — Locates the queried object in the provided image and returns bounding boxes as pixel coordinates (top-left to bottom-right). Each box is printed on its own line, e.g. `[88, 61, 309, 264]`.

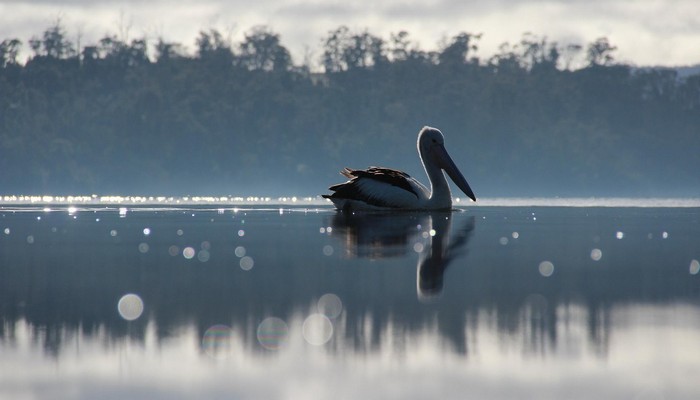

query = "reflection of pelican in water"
[327, 212, 475, 301]
[417, 213, 475, 302]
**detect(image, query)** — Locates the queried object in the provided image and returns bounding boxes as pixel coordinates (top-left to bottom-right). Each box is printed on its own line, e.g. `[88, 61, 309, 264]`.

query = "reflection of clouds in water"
[4, 304, 700, 399]
[117, 294, 144, 321]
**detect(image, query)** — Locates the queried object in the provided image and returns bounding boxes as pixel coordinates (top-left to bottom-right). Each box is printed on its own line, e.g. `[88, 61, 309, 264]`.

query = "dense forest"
[1, 23, 699, 197]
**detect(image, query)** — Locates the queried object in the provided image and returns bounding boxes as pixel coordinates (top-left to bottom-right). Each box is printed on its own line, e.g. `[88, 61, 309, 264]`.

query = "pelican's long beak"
[434, 145, 477, 202]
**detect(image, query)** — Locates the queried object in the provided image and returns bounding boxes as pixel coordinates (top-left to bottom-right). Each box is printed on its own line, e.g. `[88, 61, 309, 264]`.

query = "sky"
[1, 0, 699, 68]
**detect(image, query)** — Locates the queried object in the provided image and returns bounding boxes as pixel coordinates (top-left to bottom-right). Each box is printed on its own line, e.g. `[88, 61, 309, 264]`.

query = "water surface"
[1, 202, 699, 399]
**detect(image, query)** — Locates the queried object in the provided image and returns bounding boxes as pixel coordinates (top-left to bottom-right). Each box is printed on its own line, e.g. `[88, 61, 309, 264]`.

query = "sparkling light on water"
[690, 260, 700, 275]
[3, 228, 9, 235]
[538, 261, 555, 277]
[117, 294, 144, 321]
[616, 231, 625, 239]
[302, 314, 333, 346]
[257, 317, 290, 350]
[202, 325, 233, 359]
[318, 293, 343, 319]
[662, 231, 669, 239]
[590, 248, 603, 261]
[143, 228, 151, 236]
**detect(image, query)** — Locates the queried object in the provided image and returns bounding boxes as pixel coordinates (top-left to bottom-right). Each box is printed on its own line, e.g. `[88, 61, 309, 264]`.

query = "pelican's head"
[417, 126, 477, 202]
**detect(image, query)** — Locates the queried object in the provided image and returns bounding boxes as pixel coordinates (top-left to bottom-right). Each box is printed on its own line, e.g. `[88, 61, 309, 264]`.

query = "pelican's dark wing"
[323, 167, 425, 209]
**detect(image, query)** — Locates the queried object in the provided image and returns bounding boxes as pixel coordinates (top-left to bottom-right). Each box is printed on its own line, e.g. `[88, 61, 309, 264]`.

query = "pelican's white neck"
[420, 146, 452, 209]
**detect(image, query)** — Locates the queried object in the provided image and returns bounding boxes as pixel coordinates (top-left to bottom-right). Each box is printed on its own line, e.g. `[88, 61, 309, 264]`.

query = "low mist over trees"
[1, 22, 699, 197]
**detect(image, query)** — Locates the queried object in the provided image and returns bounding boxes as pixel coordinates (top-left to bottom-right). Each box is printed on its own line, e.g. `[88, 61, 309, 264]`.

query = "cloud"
[1, 0, 699, 66]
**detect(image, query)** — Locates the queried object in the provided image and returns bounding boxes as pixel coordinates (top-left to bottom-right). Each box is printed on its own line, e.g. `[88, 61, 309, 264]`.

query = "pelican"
[323, 126, 476, 210]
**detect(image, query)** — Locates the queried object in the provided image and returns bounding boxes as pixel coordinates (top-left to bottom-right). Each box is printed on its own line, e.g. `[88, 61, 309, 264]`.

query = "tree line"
[1, 22, 699, 197]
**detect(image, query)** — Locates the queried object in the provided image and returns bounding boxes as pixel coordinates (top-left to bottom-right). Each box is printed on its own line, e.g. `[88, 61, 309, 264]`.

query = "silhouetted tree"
[0, 38, 22, 66]
[238, 26, 291, 72]
[586, 37, 616, 66]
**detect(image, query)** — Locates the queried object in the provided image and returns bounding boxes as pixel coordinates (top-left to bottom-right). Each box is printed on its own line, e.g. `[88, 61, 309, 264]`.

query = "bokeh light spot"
[238, 229, 245, 237]
[690, 260, 700, 275]
[202, 325, 233, 359]
[183, 247, 196, 259]
[26, 235, 34, 244]
[240, 256, 254, 270]
[302, 314, 333, 346]
[616, 231, 624, 239]
[235, 246, 246, 258]
[413, 242, 424, 253]
[143, 228, 151, 236]
[318, 293, 343, 319]
[512, 232, 519, 239]
[257, 317, 290, 350]
[538, 261, 555, 277]
[590, 248, 603, 261]
[499, 237, 509, 245]
[138, 243, 149, 253]
[197, 250, 210, 262]
[176, 229, 184, 236]
[168, 245, 180, 256]
[322, 245, 334, 256]
[117, 294, 144, 321]
[110, 229, 118, 237]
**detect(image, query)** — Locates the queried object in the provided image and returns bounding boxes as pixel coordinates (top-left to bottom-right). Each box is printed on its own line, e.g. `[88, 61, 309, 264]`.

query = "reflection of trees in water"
[0, 209, 697, 358]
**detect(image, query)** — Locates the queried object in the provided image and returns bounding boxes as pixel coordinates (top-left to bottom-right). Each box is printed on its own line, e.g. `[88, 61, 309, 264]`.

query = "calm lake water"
[1, 201, 699, 399]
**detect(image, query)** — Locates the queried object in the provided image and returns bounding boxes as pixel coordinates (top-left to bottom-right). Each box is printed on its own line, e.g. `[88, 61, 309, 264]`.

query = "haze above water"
[1, 199, 699, 399]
